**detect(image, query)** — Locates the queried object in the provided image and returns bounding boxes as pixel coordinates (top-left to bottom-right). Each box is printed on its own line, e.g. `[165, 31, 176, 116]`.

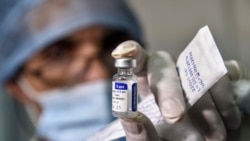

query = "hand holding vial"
[110, 27, 245, 140]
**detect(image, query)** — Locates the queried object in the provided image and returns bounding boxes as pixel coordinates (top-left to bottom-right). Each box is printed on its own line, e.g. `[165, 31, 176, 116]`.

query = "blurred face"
[22, 26, 111, 92]
[6, 26, 126, 113]
[5, 26, 135, 141]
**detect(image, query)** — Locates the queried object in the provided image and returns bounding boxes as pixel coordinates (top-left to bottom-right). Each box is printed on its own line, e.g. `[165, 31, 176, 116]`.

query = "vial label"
[112, 82, 128, 112]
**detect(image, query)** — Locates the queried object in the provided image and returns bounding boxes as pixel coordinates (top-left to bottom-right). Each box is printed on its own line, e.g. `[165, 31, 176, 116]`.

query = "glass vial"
[112, 58, 138, 118]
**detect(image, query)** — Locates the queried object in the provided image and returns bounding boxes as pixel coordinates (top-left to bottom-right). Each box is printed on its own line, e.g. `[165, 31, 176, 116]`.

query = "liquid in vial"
[112, 58, 138, 118]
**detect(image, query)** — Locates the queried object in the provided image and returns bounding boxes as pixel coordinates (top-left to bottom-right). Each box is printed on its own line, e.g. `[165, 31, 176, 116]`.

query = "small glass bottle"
[112, 58, 138, 118]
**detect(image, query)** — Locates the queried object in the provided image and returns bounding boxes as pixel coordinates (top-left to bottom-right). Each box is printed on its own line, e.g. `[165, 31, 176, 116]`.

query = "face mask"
[18, 77, 113, 141]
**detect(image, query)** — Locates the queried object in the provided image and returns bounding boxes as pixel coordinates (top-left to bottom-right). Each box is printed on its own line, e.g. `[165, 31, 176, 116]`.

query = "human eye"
[44, 39, 77, 59]
[43, 47, 64, 61]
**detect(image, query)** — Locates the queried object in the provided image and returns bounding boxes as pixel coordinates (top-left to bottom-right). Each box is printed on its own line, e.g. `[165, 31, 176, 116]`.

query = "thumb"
[111, 40, 148, 74]
[225, 60, 250, 80]
[120, 112, 160, 141]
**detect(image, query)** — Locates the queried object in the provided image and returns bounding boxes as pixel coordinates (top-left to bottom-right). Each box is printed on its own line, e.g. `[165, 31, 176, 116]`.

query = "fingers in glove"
[156, 115, 205, 141]
[147, 51, 186, 124]
[189, 93, 227, 141]
[120, 112, 160, 141]
[225, 60, 250, 80]
[209, 75, 241, 130]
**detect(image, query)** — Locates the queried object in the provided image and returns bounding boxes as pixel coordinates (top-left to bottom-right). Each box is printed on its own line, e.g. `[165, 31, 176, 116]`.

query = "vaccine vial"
[112, 58, 138, 118]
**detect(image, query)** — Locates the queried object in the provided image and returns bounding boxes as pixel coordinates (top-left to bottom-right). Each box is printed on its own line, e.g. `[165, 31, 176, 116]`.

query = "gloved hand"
[222, 60, 250, 141]
[111, 40, 245, 141]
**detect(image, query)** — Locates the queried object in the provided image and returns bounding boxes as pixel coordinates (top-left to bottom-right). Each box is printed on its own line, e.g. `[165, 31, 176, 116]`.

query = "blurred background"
[1, 0, 250, 67]
[127, 0, 250, 68]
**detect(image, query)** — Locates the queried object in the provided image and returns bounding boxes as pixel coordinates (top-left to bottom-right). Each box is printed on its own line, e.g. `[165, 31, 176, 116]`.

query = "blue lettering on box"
[115, 83, 128, 90]
[132, 83, 137, 111]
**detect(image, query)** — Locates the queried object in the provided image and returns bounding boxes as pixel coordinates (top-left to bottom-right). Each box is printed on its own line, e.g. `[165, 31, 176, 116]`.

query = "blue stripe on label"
[132, 83, 137, 111]
[114, 83, 128, 90]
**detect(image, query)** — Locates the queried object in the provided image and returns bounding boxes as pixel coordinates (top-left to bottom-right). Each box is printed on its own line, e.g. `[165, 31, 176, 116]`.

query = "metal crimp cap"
[115, 58, 136, 68]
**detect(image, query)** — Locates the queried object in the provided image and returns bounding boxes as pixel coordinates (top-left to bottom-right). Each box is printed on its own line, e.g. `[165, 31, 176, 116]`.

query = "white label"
[112, 82, 128, 112]
[176, 25, 227, 106]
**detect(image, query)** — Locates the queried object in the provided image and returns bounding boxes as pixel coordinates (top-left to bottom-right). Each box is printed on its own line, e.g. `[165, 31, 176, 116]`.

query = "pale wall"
[127, 0, 250, 68]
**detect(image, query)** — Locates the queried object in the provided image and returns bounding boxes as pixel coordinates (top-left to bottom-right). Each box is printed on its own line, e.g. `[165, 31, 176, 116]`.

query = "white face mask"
[18, 77, 113, 141]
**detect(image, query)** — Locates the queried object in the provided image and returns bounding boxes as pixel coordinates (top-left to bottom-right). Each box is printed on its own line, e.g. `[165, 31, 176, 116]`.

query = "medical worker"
[0, 0, 249, 140]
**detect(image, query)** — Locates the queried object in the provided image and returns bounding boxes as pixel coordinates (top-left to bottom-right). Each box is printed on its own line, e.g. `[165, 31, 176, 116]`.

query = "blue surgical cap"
[0, 0, 143, 85]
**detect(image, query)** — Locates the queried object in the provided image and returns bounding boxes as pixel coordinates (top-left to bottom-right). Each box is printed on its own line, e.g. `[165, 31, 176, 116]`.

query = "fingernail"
[120, 119, 143, 135]
[161, 98, 185, 123]
[111, 41, 138, 59]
